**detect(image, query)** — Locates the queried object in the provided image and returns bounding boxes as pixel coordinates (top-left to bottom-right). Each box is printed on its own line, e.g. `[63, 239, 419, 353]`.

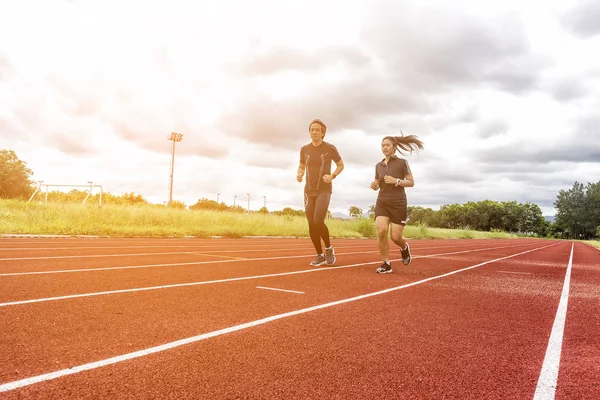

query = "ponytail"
[383, 132, 424, 155]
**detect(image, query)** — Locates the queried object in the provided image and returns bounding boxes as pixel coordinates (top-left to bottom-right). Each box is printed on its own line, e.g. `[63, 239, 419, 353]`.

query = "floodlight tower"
[168, 132, 184, 206]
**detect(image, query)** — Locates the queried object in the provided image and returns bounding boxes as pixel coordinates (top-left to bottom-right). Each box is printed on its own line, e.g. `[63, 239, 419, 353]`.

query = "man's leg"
[313, 192, 335, 264]
[305, 193, 326, 266]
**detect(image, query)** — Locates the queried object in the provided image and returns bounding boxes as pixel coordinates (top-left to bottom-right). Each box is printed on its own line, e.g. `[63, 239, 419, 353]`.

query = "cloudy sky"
[2, 0, 599, 216]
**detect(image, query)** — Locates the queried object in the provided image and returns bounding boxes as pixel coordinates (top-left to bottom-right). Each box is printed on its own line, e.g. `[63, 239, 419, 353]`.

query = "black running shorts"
[374, 196, 407, 226]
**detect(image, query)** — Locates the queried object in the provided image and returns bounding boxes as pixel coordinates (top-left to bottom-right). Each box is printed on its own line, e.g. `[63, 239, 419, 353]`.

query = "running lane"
[2, 239, 589, 398]
[554, 242, 600, 399]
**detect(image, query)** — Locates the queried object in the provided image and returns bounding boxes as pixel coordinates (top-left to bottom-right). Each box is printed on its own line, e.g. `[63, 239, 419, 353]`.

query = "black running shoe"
[325, 247, 336, 265]
[401, 242, 412, 265]
[310, 254, 327, 266]
[376, 262, 392, 274]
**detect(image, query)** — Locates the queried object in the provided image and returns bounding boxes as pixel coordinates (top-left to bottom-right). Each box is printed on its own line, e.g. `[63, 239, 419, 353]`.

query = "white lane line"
[0, 240, 516, 252]
[0, 242, 557, 393]
[0, 247, 347, 261]
[0, 243, 535, 276]
[0, 243, 558, 308]
[496, 271, 532, 275]
[0, 241, 534, 260]
[256, 286, 305, 294]
[0, 243, 314, 251]
[0, 251, 378, 277]
[533, 242, 574, 400]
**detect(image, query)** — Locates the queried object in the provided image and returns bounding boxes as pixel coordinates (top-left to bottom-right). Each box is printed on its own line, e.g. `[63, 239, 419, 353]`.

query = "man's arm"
[323, 159, 344, 183]
[296, 164, 306, 182]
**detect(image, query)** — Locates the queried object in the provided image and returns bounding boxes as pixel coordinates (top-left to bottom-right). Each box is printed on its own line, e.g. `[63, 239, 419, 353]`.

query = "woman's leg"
[389, 223, 407, 249]
[376, 216, 391, 262]
[390, 222, 411, 265]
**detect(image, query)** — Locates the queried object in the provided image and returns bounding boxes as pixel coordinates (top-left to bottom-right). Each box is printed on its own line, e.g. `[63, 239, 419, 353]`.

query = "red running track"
[0, 238, 598, 399]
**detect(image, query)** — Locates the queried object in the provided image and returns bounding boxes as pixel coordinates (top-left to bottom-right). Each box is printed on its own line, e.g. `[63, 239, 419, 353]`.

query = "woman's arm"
[396, 173, 414, 187]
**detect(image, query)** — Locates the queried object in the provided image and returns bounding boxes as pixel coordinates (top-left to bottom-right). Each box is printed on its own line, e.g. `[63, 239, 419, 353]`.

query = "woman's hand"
[296, 174, 303, 182]
[370, 180, 379, 190]
[383, 175, 397, 185]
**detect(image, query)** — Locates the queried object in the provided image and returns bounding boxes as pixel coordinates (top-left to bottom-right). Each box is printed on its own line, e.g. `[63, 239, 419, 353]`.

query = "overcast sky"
[2, 0, 599, 216]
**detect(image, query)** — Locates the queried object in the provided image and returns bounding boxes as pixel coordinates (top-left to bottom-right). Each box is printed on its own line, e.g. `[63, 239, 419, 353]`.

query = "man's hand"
[296, 174, 303, 182]
[370, 180, 379, 190]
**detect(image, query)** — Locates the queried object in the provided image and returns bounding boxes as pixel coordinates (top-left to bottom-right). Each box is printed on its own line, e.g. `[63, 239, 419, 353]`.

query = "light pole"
[168, 132, 184, 206]
[234, 195, 237, 207]
[217, 193, 220, 203]
[263, 195, 266, 209]
[247, 193, 250, 212]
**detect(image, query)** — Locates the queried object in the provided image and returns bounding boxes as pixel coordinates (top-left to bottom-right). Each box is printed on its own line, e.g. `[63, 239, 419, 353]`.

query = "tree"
[274, 207, 304, 217]
[520, 202, 546, 235]
[368, 204, 376, 220]
[555, 182, 588, 239]
[407, 206, 436, 226]
[348, 206, 363, 218]
[584, 182, 600, 238]
[0, 150, 34, 199]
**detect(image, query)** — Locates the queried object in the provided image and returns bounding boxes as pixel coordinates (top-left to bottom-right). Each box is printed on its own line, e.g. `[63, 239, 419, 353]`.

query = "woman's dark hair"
[383, 131, 424, 155]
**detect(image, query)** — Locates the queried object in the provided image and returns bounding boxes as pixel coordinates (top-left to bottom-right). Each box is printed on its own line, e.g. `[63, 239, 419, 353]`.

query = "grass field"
[586, 240, 600, 249]
[0, 199, 524, 240]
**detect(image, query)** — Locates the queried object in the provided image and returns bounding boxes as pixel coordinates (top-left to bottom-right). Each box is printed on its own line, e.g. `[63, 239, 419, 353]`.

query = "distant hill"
[544, 215, 555, 223]
[331, 212, 351, 219]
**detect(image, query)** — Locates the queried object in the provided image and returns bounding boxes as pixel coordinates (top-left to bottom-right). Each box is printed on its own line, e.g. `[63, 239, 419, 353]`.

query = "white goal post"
[28, 181, 104, 205]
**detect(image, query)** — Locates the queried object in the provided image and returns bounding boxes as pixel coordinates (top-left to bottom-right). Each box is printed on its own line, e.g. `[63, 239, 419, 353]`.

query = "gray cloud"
[470, 144, 598, 164]
[479, 162, 566, 175]
[217, 4, 545, 152]
[216, 78, 431, 150]
[112, 120, 231, 160]
[562, 1, 600, 37]
[419, 162, 485, 184]
[465, 111, 600, 165]
[547, 75, 588, 101]
[477, 119, 510, 139]
[361, 5, 543, 93]
[485, 66, 541, 94]
[45, 130, 97, 155]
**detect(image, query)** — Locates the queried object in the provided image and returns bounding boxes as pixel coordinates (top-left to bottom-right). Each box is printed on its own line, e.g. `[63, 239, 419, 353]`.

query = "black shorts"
[375, 196, 407, 226]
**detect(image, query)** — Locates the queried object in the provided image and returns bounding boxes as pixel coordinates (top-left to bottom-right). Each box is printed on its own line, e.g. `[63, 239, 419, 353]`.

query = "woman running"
[370, 133, 424, 273]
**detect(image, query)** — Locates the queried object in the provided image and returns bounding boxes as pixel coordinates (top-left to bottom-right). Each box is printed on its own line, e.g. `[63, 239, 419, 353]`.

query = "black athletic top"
[299, 141, 342, 193]
[374, 156, 412, 200]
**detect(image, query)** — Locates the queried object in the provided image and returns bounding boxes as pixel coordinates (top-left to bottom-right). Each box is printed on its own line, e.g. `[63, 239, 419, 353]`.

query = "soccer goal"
[28, 182, 104, 205]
